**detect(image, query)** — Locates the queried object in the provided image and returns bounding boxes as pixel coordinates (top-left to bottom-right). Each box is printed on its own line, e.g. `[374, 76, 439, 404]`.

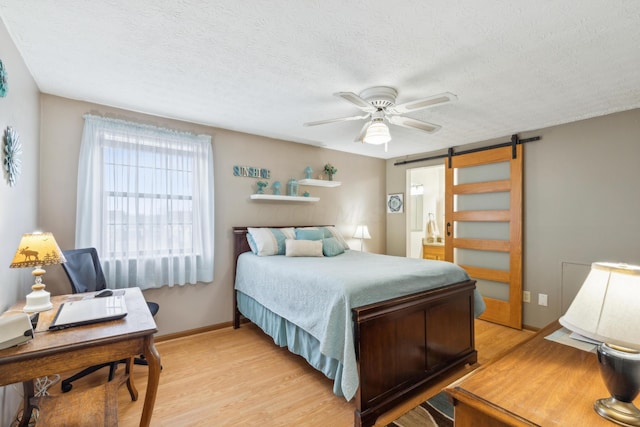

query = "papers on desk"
[545, 327, 600, 352]
[569, 331, 601, 345]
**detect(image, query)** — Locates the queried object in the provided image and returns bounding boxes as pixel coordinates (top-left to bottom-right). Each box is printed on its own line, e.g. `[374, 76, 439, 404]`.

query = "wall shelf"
[298, 179, 341, 187]
[250, 194, 319, 202]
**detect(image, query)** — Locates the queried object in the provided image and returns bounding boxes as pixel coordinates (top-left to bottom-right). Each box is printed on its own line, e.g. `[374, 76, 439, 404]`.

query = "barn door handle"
[446, 222, 451, 237]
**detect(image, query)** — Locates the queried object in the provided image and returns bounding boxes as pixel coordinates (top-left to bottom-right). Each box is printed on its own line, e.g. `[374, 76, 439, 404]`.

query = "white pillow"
[285, 239, 324, 257]
[247, 227, 296, 256]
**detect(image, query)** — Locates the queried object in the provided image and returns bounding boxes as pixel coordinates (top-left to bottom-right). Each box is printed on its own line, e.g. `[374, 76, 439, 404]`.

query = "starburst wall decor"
[4, 126, 22, 187]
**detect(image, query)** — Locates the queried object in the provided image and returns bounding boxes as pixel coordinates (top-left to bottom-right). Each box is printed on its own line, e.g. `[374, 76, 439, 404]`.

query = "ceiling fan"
[304, 86, 457, 151]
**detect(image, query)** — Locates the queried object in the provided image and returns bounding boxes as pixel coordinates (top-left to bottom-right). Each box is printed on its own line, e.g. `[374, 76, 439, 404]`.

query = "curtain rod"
[393, 134, 541, 166]
[83, 113, 210, 140]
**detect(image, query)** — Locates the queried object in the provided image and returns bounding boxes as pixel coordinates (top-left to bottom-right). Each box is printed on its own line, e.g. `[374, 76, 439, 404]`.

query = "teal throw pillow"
[323, 237, 345, 257]
[295, 228, 324, 241]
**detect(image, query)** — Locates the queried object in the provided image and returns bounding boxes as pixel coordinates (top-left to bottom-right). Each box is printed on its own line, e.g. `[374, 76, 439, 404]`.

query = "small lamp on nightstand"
[353, 225, 371, 252]
[560, 262, 640, 426]
[10, 232, 66, 312]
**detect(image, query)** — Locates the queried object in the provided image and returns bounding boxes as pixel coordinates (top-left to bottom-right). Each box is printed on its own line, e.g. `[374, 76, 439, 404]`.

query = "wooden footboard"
[352, 279, 477, 427]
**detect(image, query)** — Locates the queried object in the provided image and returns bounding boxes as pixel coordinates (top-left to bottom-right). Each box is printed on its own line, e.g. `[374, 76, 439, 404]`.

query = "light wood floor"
[48, 320, 533, 426]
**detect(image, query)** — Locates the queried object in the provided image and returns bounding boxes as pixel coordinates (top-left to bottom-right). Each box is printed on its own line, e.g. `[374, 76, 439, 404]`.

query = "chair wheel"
[61, 382, 72, 393]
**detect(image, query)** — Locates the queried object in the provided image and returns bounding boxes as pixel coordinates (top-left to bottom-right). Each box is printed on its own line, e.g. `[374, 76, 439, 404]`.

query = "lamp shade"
[353, 225, 371, 240]
[10, 232, 66, 268]
[363, 122, 391, 145]
[559, 262, 640, 350]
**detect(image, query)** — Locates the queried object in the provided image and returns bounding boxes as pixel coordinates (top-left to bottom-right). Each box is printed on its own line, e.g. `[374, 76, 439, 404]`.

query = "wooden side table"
[446, 320, 639, 426]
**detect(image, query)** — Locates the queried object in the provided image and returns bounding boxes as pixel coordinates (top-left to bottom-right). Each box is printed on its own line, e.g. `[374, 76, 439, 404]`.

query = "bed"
[232, 226, 484, 427]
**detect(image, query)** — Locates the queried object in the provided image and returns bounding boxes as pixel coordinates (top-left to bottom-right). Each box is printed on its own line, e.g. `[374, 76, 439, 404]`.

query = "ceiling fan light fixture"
[364, 122, 391, 145]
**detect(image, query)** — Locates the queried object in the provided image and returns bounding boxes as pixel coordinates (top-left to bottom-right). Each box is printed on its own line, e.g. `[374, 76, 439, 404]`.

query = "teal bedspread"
[237, 292, 346, 395]
[235, 250, 485, 401]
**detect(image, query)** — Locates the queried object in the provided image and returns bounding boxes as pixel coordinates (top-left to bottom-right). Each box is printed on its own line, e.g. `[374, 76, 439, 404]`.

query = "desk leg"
[19, 381, 34, 427]
[140, 335, 161, 427]
[125, 356, 139, 401]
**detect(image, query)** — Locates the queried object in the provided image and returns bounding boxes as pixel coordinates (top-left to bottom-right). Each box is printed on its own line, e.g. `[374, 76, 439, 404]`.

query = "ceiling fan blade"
[387, 115, 442, 134]
[387, 92, 457, 114]
[304, 114, 370, 127]
[354, 121, 371, 143]
[335, 92, 377, 113]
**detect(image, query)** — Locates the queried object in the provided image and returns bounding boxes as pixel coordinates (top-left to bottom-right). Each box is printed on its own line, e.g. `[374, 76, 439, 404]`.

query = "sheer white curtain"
[76, 115, 214, 290]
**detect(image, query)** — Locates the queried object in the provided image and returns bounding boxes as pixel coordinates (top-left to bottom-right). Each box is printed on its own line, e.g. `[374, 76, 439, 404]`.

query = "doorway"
[407, 165, 445, 259]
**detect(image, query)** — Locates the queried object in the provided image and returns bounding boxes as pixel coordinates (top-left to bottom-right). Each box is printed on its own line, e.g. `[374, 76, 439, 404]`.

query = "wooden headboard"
[232, 226, 253, 262]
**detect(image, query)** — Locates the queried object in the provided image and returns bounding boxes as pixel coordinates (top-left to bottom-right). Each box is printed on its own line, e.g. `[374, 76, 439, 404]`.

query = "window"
[76, 115, 214, 289]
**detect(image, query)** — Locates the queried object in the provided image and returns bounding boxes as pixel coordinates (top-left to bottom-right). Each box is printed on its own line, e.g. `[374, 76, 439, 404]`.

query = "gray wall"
[0, 20, 41, 426]
[387, 108, 640, 329]
[38, 94, 387, 337]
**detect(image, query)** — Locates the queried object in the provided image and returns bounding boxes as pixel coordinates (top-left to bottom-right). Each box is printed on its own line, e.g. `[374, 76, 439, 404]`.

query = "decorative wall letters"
[233, 165, 270, 179]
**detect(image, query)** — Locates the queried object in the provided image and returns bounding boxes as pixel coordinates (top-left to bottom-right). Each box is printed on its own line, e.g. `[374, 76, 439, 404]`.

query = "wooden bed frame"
[232, 226, 478, 427]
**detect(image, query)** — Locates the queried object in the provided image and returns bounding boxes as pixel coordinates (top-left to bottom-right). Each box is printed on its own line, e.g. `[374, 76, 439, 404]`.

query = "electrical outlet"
[523, 291, 530, 303]
[538, 293, 548, 307]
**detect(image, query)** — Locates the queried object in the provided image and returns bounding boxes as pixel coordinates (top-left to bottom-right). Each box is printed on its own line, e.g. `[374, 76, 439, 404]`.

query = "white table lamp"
[353, 225, 371, 251]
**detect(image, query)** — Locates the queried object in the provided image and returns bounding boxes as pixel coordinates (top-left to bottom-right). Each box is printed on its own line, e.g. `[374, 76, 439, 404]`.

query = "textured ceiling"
[1, 1, 639, 159]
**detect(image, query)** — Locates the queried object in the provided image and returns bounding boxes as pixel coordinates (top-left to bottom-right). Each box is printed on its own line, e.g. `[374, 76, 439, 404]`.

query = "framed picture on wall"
[387, 193, 404, 214]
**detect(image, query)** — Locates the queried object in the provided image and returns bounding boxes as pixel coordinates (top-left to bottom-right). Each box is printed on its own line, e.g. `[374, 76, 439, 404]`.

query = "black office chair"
[59, 247, 160, 392]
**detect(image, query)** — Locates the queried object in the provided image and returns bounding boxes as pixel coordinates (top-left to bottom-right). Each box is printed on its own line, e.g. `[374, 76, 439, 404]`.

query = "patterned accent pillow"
[320, 226, 350, 250]
[322, 237, 345, 257]
[285, 239, 324, 257]
[247, 227, 296, 256]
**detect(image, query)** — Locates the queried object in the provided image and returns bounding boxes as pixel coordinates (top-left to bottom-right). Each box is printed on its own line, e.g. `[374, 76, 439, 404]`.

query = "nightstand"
[445, 320, 636, 426]
[422, 243, 445, 260]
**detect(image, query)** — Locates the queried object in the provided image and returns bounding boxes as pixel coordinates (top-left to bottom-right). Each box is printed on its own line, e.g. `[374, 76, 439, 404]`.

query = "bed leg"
[233, 309, 240, 329]
[354, 410, 375, 427]
[233, 288, 240, 329]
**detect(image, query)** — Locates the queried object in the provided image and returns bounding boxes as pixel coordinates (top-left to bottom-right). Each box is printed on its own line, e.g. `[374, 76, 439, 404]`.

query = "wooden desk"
[0, 287, 160, 427]
[446, 320, 640, 426]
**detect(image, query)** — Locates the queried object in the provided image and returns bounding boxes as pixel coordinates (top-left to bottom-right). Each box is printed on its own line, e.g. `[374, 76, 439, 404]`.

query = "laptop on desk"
[49, 293, 128, 330]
